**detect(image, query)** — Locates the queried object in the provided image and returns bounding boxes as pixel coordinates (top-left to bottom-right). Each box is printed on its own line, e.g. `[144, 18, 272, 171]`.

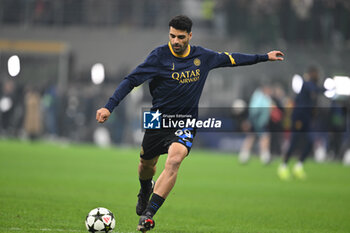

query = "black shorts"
[140, 128, 196, 160]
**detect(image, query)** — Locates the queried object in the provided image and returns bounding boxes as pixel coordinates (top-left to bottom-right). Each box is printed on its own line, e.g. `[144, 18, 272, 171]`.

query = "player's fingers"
[100, 113, 109, 123]
[96, 112, 105, 123]
[271, 51, 284, 61]
[273, 51, 284, 58]
[96, 110, 101, 121]
[276, 51, 284, 57]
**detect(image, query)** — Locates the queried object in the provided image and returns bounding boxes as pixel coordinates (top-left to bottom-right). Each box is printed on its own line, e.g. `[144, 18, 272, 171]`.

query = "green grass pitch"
[0, 140, 350, 233]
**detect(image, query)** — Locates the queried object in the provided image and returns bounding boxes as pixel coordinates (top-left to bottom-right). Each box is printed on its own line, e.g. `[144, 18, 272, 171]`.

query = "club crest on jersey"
[194, 58, 201, 66]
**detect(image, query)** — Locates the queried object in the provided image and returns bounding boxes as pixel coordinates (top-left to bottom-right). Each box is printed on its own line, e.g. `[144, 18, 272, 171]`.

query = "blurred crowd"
[1, 0, 350, 164]
[1, 65, 349, 163]
[1, 0, 350, 46]
[235, 67, 350, 164]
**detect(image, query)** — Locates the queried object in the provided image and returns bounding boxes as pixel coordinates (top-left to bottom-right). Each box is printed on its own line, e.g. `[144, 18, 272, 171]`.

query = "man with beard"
[96, 15, 284, 232]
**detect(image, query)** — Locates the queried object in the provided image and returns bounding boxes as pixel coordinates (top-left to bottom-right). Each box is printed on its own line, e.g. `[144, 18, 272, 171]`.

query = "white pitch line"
[5, 227, 135, 233]
[7, 227, 81, 232]
[41, 228, 81, 232]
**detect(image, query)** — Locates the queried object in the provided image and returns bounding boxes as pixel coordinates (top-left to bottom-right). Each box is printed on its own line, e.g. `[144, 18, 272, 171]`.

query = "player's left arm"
[206, 48, 284, 69]
[230, 50, 284, 65]
[267, 50, 284, 61]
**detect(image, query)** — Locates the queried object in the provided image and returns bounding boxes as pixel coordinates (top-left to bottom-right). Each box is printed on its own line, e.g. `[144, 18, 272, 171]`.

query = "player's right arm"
[96, 49, 160, 123]
[96, 107, 110, 123]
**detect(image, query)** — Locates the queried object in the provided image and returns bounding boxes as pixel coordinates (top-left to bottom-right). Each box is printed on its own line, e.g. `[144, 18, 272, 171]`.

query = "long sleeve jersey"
[292, 80, 325, 122]
[105, 42, 268, 118]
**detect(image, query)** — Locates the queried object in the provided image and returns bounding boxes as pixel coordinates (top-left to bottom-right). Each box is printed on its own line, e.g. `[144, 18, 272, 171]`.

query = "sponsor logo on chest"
[170, 58, 201, 84]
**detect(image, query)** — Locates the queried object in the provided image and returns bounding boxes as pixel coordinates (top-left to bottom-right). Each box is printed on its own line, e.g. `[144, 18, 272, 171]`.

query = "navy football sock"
[139, 178, 152, 193]
[143, 193, 165, 217]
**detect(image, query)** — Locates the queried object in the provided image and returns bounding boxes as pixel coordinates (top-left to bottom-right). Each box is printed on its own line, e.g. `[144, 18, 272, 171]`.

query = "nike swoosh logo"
[171, 63, 175, 71]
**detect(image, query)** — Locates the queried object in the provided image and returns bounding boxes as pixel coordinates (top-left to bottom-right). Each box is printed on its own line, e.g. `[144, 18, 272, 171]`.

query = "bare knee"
[139, 157, 158, 170]
[165, 150, 187, 172]
[166, 155, 183, 170]
[140, 159, 154, 167]
[139, 157, 159, 179]
[166, 143, 188, 170]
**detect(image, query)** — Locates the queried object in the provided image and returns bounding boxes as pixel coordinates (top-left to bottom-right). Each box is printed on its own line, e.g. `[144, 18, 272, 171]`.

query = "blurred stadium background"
[1, 1, 350, 233]
[0, 0, 350, 162]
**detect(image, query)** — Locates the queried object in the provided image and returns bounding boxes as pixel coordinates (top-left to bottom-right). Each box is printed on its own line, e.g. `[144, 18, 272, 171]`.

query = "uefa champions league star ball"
[85, 207, 116, 232]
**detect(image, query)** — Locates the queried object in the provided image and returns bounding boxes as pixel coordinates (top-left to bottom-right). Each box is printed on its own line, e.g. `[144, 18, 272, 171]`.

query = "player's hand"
[267, 50, 284, 61]
[96, 108, 111, 123]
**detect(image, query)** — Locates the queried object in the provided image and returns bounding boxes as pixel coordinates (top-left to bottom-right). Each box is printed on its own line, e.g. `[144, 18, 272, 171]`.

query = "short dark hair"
[307, 65, 319, 74]
[169, 15, 192, 33]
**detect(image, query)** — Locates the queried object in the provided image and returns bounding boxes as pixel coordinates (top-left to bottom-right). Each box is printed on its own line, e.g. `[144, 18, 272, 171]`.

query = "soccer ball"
[85, 207, 116, 232]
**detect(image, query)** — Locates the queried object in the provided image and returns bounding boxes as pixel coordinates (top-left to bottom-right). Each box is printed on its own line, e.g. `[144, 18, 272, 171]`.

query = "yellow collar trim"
[168, 42, 191, 58]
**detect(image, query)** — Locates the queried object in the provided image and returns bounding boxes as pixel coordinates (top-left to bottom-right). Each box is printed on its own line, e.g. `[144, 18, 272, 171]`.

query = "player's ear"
[188, 32, 192, 40]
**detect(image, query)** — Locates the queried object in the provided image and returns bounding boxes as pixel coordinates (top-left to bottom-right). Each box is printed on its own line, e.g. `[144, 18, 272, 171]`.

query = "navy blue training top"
[105, 42, 268, 118]
[292, 80, 325, 121]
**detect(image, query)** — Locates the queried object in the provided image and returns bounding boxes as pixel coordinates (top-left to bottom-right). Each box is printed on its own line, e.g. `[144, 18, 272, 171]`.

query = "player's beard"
[172, 41, 188, 55]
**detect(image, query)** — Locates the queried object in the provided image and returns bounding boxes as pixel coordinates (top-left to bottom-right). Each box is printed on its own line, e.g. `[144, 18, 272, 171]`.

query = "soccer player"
[96, 15, 284, 232]
[278, 66, 325, 180]
[239, 84, 273, 164]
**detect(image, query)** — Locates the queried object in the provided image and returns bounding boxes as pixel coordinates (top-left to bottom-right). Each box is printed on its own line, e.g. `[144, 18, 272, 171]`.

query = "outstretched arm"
[267, 51, 284, 61]
[207, 48, 284, 68]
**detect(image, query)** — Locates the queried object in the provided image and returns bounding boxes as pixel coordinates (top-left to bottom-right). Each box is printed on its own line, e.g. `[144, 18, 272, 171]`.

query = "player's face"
[309, 70, 319, 83]
[169, 27, 192, 55]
